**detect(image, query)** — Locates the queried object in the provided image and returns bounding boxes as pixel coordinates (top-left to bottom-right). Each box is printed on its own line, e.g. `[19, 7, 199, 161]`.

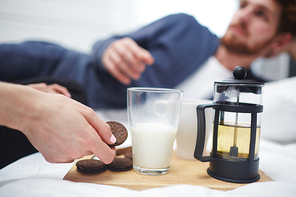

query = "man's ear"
[272, 33, 293, 53]
[264, 33, 293, 57]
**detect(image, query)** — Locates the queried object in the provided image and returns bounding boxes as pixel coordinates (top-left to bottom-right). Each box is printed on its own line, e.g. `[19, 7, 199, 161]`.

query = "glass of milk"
[127, 87, 183, 175]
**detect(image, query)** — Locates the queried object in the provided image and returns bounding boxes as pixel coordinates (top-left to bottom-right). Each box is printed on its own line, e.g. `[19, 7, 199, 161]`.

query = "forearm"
[0, 82, 41, 132]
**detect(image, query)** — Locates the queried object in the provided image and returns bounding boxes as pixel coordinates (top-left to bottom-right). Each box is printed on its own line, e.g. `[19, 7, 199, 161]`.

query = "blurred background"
[0, 0, 294, 81]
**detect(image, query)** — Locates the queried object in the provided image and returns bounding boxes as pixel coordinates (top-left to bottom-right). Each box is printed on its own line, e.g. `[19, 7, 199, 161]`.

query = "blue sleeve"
[91, 13, 219, 88]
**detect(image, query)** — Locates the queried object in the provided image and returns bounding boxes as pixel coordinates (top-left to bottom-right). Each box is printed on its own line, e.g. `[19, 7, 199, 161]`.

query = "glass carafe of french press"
[194, 66, 264, 183]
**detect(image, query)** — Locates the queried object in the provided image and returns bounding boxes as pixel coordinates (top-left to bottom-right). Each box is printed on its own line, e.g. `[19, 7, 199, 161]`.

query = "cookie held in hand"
[107, 121, 128, 146]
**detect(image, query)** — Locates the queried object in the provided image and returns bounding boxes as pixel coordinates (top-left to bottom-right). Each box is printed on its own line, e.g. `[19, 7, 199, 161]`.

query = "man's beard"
[221, 26, 274, 55]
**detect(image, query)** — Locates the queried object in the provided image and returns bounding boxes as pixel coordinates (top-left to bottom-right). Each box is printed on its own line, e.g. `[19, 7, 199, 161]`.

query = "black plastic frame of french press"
[207, 103, 263, 183]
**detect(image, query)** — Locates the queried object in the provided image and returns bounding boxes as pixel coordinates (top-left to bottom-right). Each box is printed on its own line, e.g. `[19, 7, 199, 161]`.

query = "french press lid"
[214, 66, 264, 106]
[215, 66, 264, 95]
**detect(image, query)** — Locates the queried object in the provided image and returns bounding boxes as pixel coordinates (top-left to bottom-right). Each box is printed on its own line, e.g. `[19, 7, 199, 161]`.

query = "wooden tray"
[63, 151, 273, 191]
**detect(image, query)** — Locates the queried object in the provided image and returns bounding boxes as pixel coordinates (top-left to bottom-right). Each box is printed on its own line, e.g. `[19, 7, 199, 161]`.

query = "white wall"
[0, 0, 138, 52]
[0, 0, 237, 52]
[134, 0, 238, 38]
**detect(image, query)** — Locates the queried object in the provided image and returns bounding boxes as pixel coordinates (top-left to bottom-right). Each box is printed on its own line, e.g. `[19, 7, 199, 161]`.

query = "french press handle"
[194, 103, 218, 162]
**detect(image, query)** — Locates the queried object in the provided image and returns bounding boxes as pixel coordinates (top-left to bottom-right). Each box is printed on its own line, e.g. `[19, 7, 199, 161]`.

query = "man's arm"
[91, 13, 220, 88]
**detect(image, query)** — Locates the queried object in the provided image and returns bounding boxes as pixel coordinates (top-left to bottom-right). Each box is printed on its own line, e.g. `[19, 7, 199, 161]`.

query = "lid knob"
[233, 66, 247, 80]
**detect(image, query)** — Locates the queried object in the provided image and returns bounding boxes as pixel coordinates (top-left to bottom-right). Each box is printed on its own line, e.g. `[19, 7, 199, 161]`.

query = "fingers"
[80, 120, 116, 164]
[48, 84, 71, 97]
[77, 106, 118, 164]
[105, 49, 140, 84]
[26, 83, 48, 91]
[80, 123, 116, 164]
[116, 39, 146, 74]
[126, 39, 154, 66]
[102, 37, 155, 84]
[27, 83, 71, 97]
[79, 106, 116, 145]
[103, 56, 131, 85]
[88, 137, 116, 164]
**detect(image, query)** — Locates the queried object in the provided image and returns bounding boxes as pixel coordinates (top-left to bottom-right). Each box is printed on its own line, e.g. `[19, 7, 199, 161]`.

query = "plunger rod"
[233, 112, 238, 147]
[229, 90, 239, 157]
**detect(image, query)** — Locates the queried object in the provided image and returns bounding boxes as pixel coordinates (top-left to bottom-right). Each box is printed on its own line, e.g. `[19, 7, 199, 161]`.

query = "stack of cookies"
[76, 121, 133, 174]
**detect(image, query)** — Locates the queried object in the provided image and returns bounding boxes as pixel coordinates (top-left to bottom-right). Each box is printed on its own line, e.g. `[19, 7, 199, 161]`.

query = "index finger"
[78, 105, 115, 145]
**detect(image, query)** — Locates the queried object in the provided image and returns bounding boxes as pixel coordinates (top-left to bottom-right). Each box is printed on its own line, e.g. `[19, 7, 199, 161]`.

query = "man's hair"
[275, 0, 296, 37]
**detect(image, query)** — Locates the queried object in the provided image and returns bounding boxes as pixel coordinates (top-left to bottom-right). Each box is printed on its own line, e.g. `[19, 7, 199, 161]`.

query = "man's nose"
[238, 6, 253, 25]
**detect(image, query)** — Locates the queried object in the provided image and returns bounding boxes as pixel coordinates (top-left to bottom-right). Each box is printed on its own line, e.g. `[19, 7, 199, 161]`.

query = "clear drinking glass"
[127, 87, 183, 175]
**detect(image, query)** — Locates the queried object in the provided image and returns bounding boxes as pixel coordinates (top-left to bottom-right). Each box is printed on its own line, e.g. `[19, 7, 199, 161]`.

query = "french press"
[194, 66, 264, 183]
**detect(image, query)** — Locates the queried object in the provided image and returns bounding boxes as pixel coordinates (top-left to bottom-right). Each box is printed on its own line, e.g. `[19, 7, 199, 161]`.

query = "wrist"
[0, 82, 42, 132]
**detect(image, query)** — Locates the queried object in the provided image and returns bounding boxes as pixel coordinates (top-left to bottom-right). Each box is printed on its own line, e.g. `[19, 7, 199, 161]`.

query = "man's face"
[221, 0, 282, 55]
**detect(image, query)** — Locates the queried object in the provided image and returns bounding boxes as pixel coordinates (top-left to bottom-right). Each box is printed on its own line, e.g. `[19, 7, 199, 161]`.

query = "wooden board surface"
[63, 151, 273, 191]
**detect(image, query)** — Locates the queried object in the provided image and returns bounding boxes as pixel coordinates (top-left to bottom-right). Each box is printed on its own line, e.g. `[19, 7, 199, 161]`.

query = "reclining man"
[1, 0, 295, 109]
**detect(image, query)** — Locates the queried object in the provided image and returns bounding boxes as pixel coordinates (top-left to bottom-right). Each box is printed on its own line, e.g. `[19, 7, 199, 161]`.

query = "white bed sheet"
[0, 108, 296, 197]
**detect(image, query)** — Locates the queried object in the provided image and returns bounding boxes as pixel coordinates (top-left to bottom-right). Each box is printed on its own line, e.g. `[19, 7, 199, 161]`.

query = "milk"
[131, 123, 177, 169]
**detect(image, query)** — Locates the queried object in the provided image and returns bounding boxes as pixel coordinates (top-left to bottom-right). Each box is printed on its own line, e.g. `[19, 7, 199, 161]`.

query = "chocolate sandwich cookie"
[124, 152, 133, 161]
[107, 157, 133, 172]
[76, 121, 128, 174]
[107, 121, 128, 146]
[76, 159, 107, 174]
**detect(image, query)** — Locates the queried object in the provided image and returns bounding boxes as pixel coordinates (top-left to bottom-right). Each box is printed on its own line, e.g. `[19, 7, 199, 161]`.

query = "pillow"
[261, 76, 296, 143]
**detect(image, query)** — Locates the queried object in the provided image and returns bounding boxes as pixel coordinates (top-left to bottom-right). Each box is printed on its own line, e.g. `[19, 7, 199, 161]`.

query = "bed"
[0, 77, 295, 197]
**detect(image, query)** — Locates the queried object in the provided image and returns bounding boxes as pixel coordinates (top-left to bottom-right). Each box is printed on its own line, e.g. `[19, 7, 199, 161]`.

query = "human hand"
[0, 83, 116, 164]
[102, 37, 154, 84]
[27, 83, 71, 98]
[24, 93, 116, 164]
